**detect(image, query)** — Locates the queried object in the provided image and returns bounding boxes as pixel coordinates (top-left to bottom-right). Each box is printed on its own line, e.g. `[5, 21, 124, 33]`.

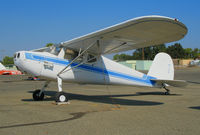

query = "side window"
[64, 49, 81, 61]
[87, 54, 96, 63]
[63, 49, 96, 63]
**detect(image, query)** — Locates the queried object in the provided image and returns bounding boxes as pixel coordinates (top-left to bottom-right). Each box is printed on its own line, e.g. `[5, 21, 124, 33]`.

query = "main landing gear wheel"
[164, 91, 170, 95]
[55, 92, 69, 102]
[33, 89, 44, 101]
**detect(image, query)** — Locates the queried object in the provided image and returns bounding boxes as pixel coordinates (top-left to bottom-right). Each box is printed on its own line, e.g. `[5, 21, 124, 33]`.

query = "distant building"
[5, 64, 17, 70]
[173, 59, 193, 66]
[118, 60, 152, 70]
[118, 59, 195, 70]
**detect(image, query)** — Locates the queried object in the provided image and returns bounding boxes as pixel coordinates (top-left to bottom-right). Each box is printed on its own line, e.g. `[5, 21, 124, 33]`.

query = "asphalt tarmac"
[0, 67, 200, 135]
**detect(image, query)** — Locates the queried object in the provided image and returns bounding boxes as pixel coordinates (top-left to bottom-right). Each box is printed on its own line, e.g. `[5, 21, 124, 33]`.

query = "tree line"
[1, 56, 14, 65]
[113, 43, 200, 61]
[1, 43, 199, 65]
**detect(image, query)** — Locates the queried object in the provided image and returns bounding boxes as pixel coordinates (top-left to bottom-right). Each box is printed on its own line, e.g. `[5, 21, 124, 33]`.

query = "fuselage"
[14, 51, 156, 87]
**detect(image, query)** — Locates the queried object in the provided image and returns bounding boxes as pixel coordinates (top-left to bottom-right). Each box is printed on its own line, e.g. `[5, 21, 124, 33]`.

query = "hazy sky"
[0, 0, 199, 60]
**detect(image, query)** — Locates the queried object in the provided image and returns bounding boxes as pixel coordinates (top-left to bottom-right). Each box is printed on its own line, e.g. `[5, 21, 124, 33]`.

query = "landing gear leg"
[162, 83, 170, 95]
[55, 76, 69, 103]
[33, 81, 50, 101]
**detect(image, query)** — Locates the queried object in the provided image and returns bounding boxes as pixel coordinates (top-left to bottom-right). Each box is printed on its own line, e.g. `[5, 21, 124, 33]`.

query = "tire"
[33, 89, 44, 101]
[164, 92, 170, 95]
[55, 92, 68, 102]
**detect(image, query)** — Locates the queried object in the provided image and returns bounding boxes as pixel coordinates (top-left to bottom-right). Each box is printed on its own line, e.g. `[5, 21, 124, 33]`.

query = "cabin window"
[64, 49, 81, 61]
[63, 48, 96, 63]
[17, 53, 20, 58]
[14, 53, 17, 58]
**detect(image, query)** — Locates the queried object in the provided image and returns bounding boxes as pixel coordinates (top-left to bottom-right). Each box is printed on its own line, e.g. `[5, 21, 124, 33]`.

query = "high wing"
[33, 15, 188, 55]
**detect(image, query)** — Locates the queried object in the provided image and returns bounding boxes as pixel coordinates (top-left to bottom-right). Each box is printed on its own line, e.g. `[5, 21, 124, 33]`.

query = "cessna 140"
[14, 16, 188, 103]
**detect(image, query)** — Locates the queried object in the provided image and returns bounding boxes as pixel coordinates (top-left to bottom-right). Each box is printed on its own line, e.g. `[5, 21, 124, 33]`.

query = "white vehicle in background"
[190, 59, 200, 66]
[14, 15, 188, 103]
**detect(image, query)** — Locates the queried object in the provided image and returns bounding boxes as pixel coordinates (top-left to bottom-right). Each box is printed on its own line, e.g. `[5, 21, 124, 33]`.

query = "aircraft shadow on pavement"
[187, 81, 200, 85]
[189, 106, 200, 110]
[21, 90, 166, 106]
[136, 92, 181, 96]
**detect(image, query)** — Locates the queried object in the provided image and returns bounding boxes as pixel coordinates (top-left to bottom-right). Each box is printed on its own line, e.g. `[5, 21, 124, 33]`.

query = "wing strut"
[60, 56, 97, 74]
[57, 40, 99, 77]
[55, 40, 100, 103]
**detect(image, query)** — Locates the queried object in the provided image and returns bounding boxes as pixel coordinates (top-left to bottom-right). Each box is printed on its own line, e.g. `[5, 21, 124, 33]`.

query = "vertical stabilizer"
[147, 53, 174, 80]
[0, 63, 6, 70]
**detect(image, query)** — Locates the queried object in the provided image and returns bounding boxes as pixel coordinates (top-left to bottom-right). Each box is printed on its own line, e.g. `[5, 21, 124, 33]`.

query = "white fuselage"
[14, 51, 156, 87]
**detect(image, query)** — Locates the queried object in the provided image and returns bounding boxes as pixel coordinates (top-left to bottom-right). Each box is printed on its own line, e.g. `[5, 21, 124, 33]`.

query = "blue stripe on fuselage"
[25, 52, 155, 85]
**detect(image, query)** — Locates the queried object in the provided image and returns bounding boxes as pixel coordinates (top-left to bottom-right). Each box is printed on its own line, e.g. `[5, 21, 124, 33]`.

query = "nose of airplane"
[14, 51, 24, 72]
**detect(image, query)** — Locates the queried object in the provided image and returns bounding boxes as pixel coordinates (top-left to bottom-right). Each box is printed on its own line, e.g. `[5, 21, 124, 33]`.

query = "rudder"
[147, 53, 174, 80]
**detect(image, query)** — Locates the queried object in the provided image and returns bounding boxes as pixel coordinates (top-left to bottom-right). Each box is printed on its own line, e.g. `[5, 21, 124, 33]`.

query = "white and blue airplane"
[14, 16, 188, 103]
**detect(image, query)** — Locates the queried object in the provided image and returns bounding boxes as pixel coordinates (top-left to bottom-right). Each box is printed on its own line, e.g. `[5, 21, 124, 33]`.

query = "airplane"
[0, 62, 22, 75]
[14, 15, 188, 103]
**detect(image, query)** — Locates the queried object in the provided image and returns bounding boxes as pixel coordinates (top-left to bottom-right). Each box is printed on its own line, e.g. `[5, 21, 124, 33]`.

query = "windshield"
[14, 53, 17, 58]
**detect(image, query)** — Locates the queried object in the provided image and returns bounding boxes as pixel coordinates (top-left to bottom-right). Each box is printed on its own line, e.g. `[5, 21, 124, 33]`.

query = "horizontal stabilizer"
[151, 79, 188, 87]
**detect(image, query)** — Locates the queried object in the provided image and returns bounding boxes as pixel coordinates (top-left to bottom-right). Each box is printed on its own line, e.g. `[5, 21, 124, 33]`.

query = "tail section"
[148, 53, 187, 87]
[0, 63, 6, 70]
[147, 52, 174, 80]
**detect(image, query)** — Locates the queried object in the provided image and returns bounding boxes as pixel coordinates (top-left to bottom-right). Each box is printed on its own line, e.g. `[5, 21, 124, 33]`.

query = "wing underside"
[32, 16, 188, 55]
[61, 16, 187, 55]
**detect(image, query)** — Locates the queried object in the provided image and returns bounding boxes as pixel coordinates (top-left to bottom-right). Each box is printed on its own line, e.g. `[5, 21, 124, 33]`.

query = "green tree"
[192, 48, 200, 59]
[132, 48, 143, 60]
[113, 43, 199, 60]
[166, 43, 185, 59]
[132, 44, 166, 60]
[184, 48, 193, 59]
[113, 54, 120, 60]
[2, 56, 14, 65]
[152, 44, 166, 57]
[113, 54, 133, 61]
[46, 43, 54, 47]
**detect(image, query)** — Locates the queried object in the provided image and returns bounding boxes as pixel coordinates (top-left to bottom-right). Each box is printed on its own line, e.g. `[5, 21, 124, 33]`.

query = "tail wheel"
[33, 89, 44, 101]
[55, 92, 68, 102]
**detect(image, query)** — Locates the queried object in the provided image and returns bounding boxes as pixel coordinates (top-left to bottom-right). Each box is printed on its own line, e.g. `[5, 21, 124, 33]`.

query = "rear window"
[87, 54, 96, 63]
